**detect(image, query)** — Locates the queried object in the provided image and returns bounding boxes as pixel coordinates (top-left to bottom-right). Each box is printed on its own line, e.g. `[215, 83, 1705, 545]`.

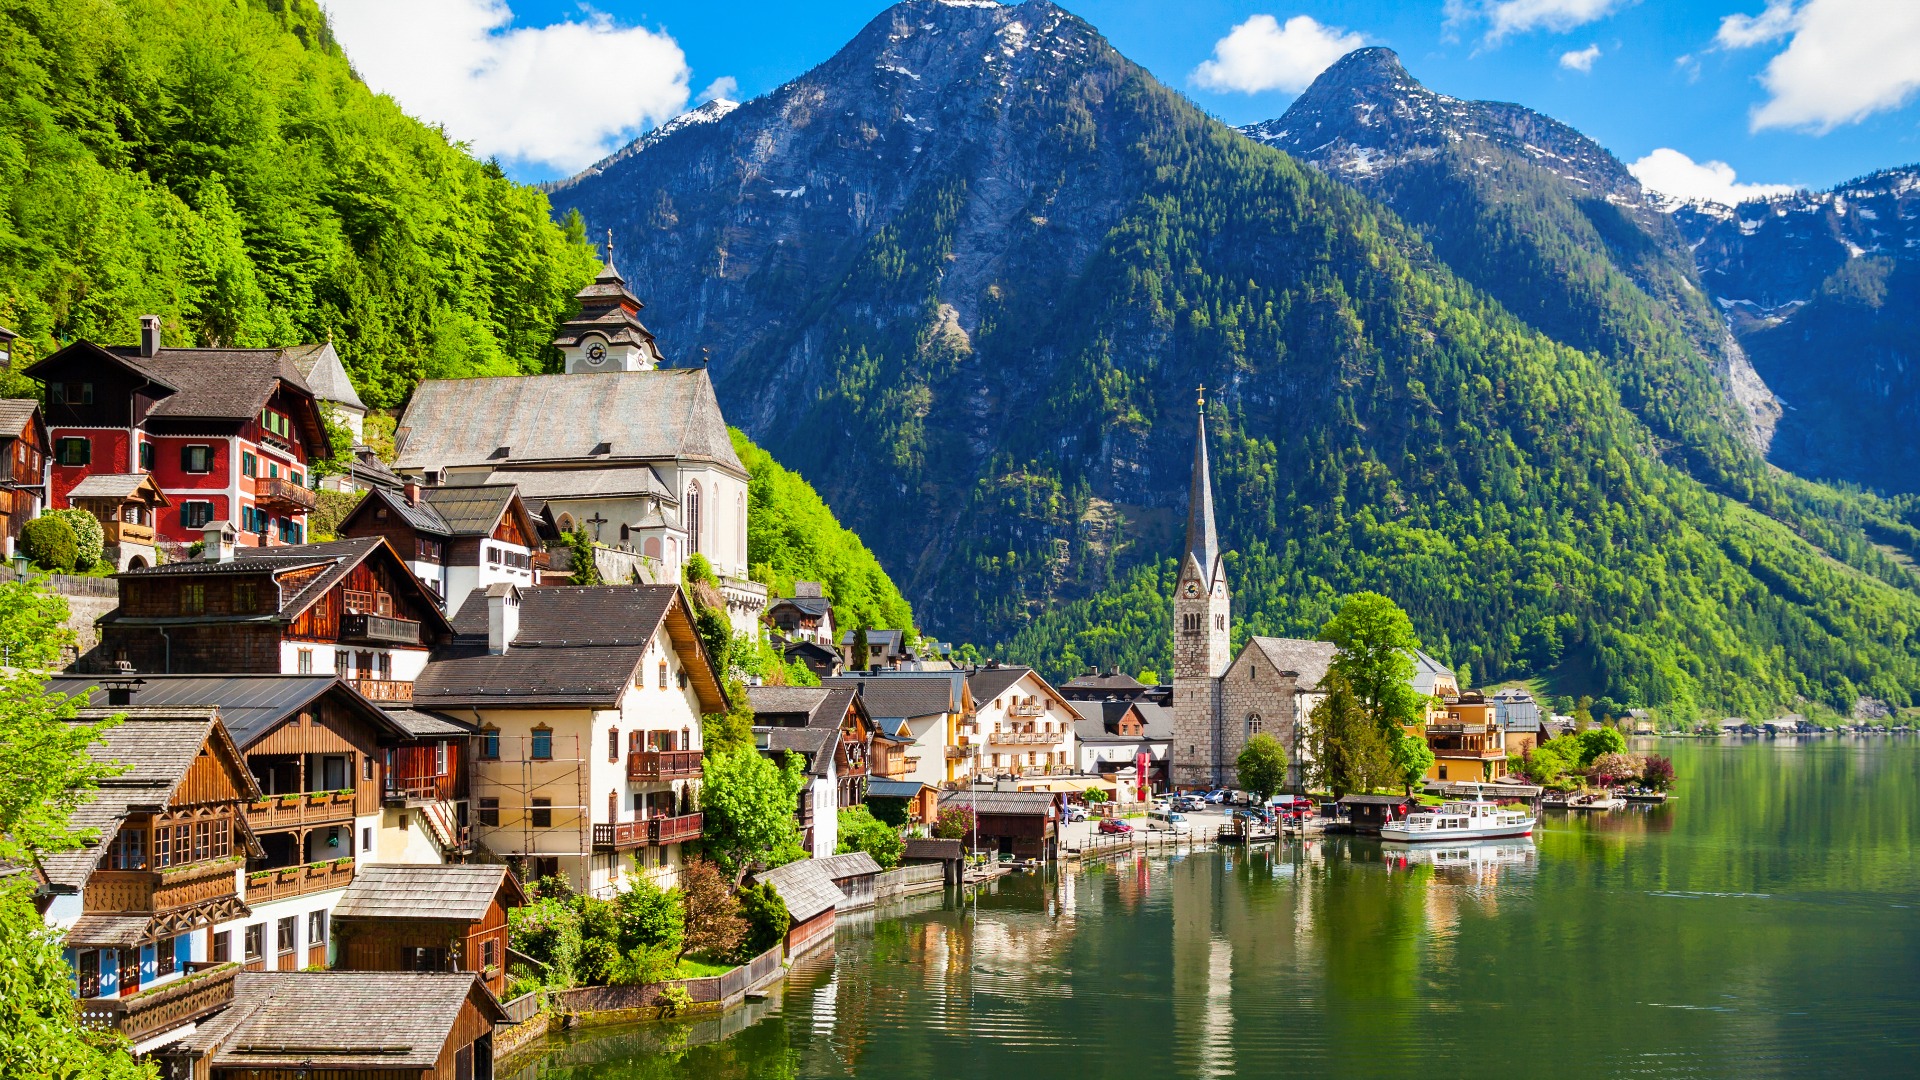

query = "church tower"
[553, 234, 666, 373]
[1172, 391, 1232, 789]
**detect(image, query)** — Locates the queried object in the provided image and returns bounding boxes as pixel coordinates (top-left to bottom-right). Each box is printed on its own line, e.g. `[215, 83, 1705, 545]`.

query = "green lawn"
[675, 956, 735, 979]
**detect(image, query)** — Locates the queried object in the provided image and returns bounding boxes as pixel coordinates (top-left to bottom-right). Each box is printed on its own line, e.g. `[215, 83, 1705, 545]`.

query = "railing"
[78, 962, 238, 1044]
[944, 745, 970, 760]
[591, 813, 703, 850]
[245, 858, 354, 903]
[102, 520, 155, 545]
[627, 750, 703, 782]
[499, 991, 542, 1025]
[1009, 703, 1045, 717]
[349, 678, 413, 703]
[255, 476, 318, 513]
[383, 775, 446, 804]
[246, 790, 358, 829]
[342, 612, 421, 646]
[84, 858, 242, 914]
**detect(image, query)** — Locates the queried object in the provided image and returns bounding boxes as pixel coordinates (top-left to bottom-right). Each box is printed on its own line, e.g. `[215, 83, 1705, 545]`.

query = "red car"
[1098, 818, 1134, 835]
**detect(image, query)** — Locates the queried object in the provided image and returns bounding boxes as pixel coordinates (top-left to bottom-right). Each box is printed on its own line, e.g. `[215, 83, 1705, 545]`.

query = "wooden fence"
[549, 944, 784, 1017]
[499, 990, 542, 1025]
[874, 862, 944, 902]
[0, 566, 119, 597]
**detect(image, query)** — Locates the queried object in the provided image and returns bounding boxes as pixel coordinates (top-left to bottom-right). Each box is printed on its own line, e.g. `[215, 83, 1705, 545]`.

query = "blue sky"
[322, 1, 1920, 200]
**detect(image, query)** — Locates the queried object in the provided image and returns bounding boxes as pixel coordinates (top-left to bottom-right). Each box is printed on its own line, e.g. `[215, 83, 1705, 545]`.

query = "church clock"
[585, 341, 607, 364]
[1184, 581, 1199, 598]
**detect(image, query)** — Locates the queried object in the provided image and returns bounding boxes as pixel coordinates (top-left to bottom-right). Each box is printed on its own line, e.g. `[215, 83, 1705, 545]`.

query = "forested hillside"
[550, 0, 1920, 717]
[0, 0, 599, 405]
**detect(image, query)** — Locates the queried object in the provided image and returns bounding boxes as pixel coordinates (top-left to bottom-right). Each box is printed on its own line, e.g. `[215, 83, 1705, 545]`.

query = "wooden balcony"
[627, 749, 703, 782]
[244, 858, 354, 904]
[348, 678, 413, 703]
[341, 612, 421, 646]
[591, 813, 703, 851]
[102, 520, 155, 545]
[245, 790, 357, 830]
[1009, 702, 1046, 718]
[79, 962, 237, 1045]
[254, 476, 317, 514]
[83, 858, 242, 915]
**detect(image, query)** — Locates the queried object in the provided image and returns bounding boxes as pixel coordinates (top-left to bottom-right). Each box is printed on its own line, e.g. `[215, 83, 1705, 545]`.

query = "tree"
[1389, 733, 1435, 794]
[565, 526, 601, 586]
[45, 509, 103, 571]
[851, 626, 870, 671]
[696, 747, 806, 882]
[1320, 593, 1424, 734]
[676, 859, 746, 962]
[1302, 673, 1396, 798]
[933, 805, 975, 841]
[1588, 752, 1640, 787]
[836, 805, 903, 869]
[1235, 733, 1288, 801]
[736, 881, 791, 960]
[1639, 755, 1675, 791]
[0, 579, 75, 670]
[1136, 669, 1161, 685]
[1575, 726, 1627, 768]
[1573, 695, 1595, 731]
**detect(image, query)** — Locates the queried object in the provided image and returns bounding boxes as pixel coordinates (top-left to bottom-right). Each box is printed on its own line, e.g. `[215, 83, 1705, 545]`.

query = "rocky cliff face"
[545, 1, 1920, 713]
[1672, 169, 1920, 492]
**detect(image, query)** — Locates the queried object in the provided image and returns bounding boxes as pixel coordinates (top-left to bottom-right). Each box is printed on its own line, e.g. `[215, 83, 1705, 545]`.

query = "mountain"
[0, 0, 599, 407]
[1672, 169, 1920, 494]
[547, 0, 1920, 716]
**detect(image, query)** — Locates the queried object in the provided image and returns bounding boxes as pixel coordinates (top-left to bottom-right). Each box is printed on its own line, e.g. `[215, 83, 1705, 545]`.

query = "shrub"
[836, 805, 903, 869]
[933, 805, 975, 841]
[20, 516, 76, 572]
[45, 509, 103, 570]
[736, 881, 790, 960]
[1639, 755, 1676, 790]
[678, 858, 745, 962]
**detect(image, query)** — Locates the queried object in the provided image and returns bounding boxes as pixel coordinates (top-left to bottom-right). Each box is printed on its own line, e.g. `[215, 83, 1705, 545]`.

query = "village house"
[822, 671, 976, 790]
[938, 788, 1059, 861]
[329, 864, 525, 1000]
[0, 397, 48, 554]
[839, 628, 909, 670]
[336, 482, 539, 614]
[1073, 698, 1174, 792]
[393, 258, 766, 637]
[94, 535, 454, 699]
[766, 581, 836, 647]
[1426, 691, 1509, 783]
[28, 317, 329, 551]
[1492, 687, 1543, 753]
[413, 584, 726, 895]
[167, 971, 507, 1080]
[747, 685, 874, 858]
[964, 664, 1080, 781]
[47, 673, 474, 977]
[781, 638, 843, 681]
[66, 473, 170, 570]
[39, 705, 259, 1055]
[1060, 668, 1161, 704]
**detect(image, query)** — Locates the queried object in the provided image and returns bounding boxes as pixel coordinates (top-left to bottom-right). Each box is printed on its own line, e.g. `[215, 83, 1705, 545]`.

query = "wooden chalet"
[38, 704, 262, 1053]
[168, 971, 507, 1080]
[747, 685, 873, 858]
[751, 858, 843, 957]
[938, 789, 1059, 861]
[330, 864, 525, 999]
[336, 482, 539, 615]
[97, 537, 454, 698]
[0, 397, 47, 549]
[766, 582, 835, 647]
[67, 472, 169, 569]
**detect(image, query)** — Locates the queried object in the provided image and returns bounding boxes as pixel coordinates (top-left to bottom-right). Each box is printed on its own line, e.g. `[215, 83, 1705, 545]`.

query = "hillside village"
[0, 243, 1596, 1075]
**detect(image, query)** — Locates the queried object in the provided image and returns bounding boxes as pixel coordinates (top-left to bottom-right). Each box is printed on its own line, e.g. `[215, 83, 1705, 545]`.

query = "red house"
[27, 316, 328, 549]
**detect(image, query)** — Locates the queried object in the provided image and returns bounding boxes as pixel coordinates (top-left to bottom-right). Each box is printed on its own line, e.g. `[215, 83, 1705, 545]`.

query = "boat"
[1621, 789, 1669, 804]
[1567, 792, 1625, 811]
[1379, 800, 1535, 843]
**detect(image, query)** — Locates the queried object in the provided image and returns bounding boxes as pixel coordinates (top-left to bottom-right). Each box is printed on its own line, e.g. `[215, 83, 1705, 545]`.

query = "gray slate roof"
[186, 972, 502, 1070]
[755, 859, 843, 924]
[44, 674, 402, 748]
[382, 707, 473, 737]
[815, 851, 881, 881]
[482, 464, 674, 507]
[66, 914, 152, 948]
[1134, 702, 1174, 740]
[1063, 670, 1146, 691]
[965, 665, 1030, 704]
[419, 586, 677, 707]
[903, 838, 962, 862]
[769, 596, 832, 618]
[1409, 649, 1457, 696]
[1246, 637, 1339, 687]
[820, 674, 961, 720]
[332, 864, 520, 921]
[0, 398, 39, 437]
[116, 347, 314, 422]
[283, 342, 366, 411]
[867, 779, 931, 799]
[67, 473, 159, 500]
[395, 368, 742, 474]
[423, 484, 522, 536]
[939, 789, 1057, 816]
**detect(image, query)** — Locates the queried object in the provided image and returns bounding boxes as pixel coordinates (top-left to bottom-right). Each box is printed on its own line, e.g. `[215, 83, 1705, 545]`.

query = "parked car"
[1063, 805, 1089, 822]
[1269, 794, 1314, 821]
[1147, 808, 1188, 830]
[1171, 796, 1205, 813]
[1204, 789, 1228, 804]
[1098, 818, 1134, 835]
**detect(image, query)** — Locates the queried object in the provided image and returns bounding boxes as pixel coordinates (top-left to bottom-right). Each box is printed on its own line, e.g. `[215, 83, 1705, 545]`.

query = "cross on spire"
[1184, 388, 1219, 585]
[605, 228, 615, 268]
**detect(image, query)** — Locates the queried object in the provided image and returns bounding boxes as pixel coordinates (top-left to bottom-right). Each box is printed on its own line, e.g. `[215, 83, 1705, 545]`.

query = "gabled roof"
[36, 706, 258, 891]
[28, 340, 327, 451]
[344, 486, 451, 537]
[965, 665, 1083, 719]
[423, 484, 533, 538]
[419, 586, 726, 711]
[331, 864, 523, 921]
[747, 685, 863, 778]
[1062, 670, 1146, 691]
[838, 629, 905, 650]
[1134, 702, 1175, 740]
[43, 674, 408, 748]
[394, 367, 743, 475]
[815, 851, 881, 881]
[820, 673, 964, 720]
[185, 972, 505, 1071]
[283, 342, 366, 412]
[67, 472, 168, 504]
[902, 837, 962, 861]
[939, 789, 1057, 816]
[769, 595, 832, 618]
[754, 859, 842, 924]
[0, 398, 41, 439]
[868, 779, 933, 800]
[480, 465, 675, 510]
[1244, 637, 1339, 688]
[1409, 649, 1457, 696]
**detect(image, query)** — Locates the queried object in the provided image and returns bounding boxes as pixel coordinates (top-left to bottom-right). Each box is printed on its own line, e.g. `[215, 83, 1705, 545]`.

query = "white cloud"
[1627, 148, 1797, 206]
[324, 0, 698, 172]
[1559, 43, 1601, 71]
[1191, 14, 1368, 94]
[697, 76, 739, 104]
[1448, 0, 1630, 43]
[1714, 0, 1920, 133]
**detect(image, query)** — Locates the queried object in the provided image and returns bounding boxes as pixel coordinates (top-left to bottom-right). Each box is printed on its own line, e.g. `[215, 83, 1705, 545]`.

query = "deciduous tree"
[1320, 593, 1424, 735]
[696, 747, 806, 883]
[1235, 733, 1288, 801]
[677, 858, 745, 962]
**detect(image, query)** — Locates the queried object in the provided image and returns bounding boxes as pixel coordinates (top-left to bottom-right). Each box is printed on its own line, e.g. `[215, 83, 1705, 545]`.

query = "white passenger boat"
[1380, 800, 1535, 843]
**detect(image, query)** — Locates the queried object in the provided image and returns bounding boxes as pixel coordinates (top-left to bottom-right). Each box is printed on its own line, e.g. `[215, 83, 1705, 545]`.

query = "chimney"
[201, 521, 236, 563]
[102, 677, 143, 707]
[138, 315, 162, 358]
[485, 583, 520, 655]
[403, 481, 420, 506]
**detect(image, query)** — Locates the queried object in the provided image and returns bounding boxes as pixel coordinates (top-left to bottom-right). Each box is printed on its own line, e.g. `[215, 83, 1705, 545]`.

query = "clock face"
[585, 342, 607, 364]
[1184, 582, 1199, 598]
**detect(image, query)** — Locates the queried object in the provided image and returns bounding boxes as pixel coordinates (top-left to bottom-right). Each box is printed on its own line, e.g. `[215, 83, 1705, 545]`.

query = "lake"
[511, 738, 1920, 1079]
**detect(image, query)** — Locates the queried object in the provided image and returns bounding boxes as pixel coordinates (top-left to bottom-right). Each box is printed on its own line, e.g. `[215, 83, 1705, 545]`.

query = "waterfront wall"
[548, 945, 785, 1024]
[874, 863, 944, 902]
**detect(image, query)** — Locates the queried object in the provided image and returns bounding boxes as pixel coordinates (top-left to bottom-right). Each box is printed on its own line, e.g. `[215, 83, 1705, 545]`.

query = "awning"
[66, 914, 152, 948]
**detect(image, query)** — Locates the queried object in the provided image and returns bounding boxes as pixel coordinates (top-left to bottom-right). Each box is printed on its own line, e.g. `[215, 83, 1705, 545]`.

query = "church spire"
[1184, 387, 1219, 583]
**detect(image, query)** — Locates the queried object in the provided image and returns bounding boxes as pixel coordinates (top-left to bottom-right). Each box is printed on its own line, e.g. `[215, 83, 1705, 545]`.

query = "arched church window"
[644, 536, 661, 559]
[557, 513, 575, 533]
[685, 482, 701, 553]
[1247, 714, 1262, 737]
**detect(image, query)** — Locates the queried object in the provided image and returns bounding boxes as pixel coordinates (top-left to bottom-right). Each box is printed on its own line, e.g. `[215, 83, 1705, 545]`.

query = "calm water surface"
[513, 739, 1920, 1079]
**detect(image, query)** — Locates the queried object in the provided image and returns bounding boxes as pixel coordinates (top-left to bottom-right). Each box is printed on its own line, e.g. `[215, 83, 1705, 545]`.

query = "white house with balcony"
[964, 665, 1081, 781]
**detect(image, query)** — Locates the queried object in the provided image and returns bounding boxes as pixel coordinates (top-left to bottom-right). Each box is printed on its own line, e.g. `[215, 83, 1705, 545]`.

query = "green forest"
[0, 0, 598, 405]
